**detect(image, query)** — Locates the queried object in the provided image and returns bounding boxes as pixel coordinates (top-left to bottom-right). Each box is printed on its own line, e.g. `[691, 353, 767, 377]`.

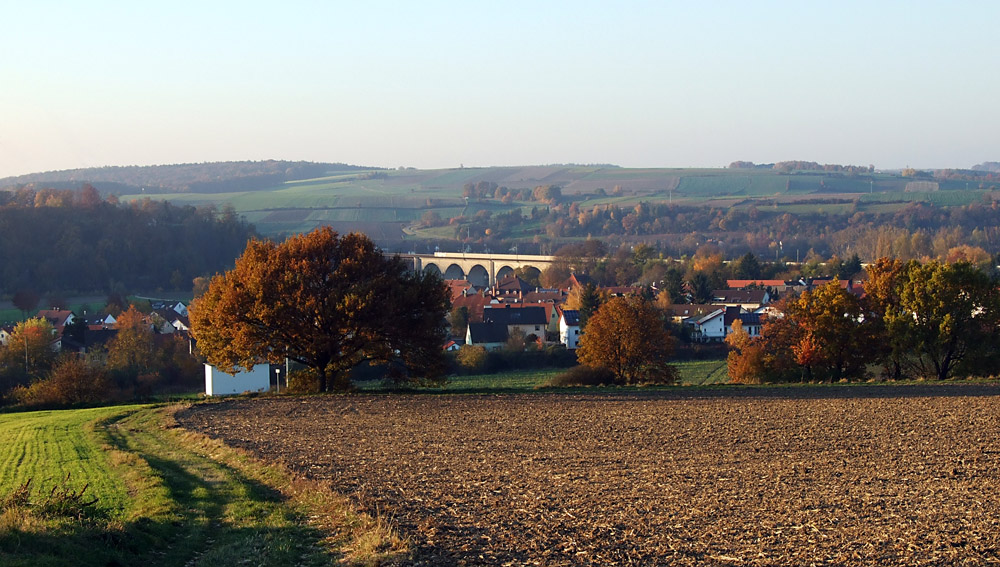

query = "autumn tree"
[784, 282, 871, 381]
[106, 305, 156, 380]
[190, 228, 450, 392]
[577, 296, 676, 384]
[725, 319, 766, 384]
[893, 261, 1000, 380]
[0, 318, 57, 390]
[863, 257, 912, 378]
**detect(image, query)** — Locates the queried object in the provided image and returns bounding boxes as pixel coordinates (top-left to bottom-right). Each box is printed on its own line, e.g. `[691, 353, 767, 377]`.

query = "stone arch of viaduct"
[399, 252, 558, 287]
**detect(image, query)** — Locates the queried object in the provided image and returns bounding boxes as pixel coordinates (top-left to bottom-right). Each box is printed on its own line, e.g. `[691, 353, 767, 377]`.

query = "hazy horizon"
[3, 2, 998, 179]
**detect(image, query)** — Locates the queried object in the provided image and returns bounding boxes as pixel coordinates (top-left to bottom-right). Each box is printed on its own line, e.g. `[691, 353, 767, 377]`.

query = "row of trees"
[727, 259, 1000, 383]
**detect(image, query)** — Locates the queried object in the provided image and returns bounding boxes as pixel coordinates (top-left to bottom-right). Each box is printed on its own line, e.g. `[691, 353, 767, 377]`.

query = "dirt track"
[177, 385, 1000, 565]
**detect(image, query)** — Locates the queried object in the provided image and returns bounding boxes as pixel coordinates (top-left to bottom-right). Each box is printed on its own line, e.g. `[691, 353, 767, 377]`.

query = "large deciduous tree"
[190, 228, 450, 392]
[106, 305, 156, 379]
[576, 296, 676, 384]
[893, 260, 1000, 380]
[0, 318, 57, 389]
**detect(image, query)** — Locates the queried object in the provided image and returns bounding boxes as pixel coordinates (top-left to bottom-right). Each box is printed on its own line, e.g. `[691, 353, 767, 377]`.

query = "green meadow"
[0, 405, 403, 567]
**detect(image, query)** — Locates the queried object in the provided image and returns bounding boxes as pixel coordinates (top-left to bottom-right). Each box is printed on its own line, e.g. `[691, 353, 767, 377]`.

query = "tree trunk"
[317, 367, 328, 392]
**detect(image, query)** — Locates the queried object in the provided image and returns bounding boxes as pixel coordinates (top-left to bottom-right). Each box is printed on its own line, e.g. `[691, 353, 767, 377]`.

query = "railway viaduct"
[397, 252, 558, 286]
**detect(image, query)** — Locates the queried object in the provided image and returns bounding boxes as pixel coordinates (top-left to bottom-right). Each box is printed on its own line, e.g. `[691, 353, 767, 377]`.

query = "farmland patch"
[177, 385, 1000, 565]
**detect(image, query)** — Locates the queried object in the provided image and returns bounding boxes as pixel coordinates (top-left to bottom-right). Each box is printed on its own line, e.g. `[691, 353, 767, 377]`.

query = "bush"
[545, 365, 617, 387]
[285, 369, 321, 394]
[456, 345, 488, 372]
[12, 357, 112, 408]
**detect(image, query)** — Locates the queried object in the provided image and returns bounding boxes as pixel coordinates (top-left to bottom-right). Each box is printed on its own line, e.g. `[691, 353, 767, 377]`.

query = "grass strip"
[0, 405, 407, 567]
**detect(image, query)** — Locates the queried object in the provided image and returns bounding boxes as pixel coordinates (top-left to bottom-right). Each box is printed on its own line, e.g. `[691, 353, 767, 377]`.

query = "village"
[0, 269, 869, 399]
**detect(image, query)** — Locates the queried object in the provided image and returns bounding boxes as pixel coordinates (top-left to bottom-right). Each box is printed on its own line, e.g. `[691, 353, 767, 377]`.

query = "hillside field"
[113, 166, 1000, 240]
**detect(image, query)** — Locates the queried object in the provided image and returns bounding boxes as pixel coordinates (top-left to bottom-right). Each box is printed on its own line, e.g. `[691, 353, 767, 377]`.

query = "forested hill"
[0, 187, 256, 294]
[0, 160, 380, 194]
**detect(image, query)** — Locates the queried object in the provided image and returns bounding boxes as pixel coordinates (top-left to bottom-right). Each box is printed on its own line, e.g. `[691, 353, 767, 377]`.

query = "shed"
[205, 364, 270, 396]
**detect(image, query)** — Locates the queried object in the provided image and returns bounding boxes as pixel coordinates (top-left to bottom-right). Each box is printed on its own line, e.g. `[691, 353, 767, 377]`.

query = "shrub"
[456, 345, 488, 372]
[545, 365, 617, 387]
[285, 369, 321, 394]
[13, 357, 112, 408]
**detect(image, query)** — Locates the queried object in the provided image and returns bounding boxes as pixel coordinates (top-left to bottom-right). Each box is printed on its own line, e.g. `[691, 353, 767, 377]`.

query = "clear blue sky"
[2, 1, 998, 178]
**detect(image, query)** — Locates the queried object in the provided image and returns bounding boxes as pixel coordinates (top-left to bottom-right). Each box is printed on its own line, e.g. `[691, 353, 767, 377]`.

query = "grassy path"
[0, 405, 403, 567]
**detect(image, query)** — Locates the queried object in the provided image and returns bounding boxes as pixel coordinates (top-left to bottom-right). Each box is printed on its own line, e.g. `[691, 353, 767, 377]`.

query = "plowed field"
[176, 385, 1000, 565]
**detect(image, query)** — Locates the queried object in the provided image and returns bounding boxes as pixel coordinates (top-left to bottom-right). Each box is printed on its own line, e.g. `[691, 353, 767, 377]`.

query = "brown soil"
[176, 385, 1000, 565]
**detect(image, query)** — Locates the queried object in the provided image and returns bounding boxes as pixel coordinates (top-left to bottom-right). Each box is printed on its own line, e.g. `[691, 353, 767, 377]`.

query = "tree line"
[0, 186, 256, 295]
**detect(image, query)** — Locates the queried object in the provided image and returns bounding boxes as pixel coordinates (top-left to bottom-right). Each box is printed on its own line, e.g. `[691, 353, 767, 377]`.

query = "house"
[466, 321, 508, 350]
[0, 324, 15, 347]
[485, 302, 560, 333]
[35, 309, 76, 335]
[662, 304, 729, 324]
[725, 308, 762, 338]
[483, 306, 548, 340]
[558, 308, 582, 350]
[491, 275, 534, 296]
[443, 340, 460, 352]
[689, 309, 728, 342]
[446, 279, 474, 302]
[690, 306, 764, 342]
[451, 291, 498, 323]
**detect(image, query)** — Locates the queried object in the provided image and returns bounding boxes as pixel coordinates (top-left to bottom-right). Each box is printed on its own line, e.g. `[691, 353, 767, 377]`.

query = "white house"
[205, 364, 271, 396]
[689, 309, 727, 342]
[558, 308, 582, 350]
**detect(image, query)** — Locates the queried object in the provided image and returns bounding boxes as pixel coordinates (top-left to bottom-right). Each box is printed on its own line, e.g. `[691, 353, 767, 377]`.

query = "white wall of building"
[205, 364, 270, 396]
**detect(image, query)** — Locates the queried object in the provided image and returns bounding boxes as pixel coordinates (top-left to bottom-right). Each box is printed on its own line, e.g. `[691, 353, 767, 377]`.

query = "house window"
[535, 325, 540, 331]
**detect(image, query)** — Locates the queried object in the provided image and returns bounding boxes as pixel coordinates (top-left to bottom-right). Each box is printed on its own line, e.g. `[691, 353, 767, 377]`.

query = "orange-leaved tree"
[190, 228, 450, 392]
[576, 296, 676, 385]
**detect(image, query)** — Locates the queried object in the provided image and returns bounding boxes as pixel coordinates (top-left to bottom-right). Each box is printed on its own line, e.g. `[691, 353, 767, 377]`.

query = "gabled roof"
[663, 304, 729, 319]
[563, 273, 594, 289]
[36, 309, 74, 333]
[559, 309, 580, 326]
[446, 279, 473, 301]
[451, 293, 495, 323]
[494, 275, 533, 293]
[483, 306, 547, 327]
[467, 322, 508, 344]
[693, 309, 726, 326]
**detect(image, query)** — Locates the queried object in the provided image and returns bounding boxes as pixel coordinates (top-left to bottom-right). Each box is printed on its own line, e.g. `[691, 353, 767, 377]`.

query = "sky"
[2, 1, 999, 178]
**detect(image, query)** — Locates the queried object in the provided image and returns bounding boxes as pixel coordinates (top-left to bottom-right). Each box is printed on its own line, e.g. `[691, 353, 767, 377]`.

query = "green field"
[0, 405, 401, 567]
[111, 165, 1000, 239]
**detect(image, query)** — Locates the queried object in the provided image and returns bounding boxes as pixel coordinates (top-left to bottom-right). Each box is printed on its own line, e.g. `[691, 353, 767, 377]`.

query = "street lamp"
[275, 367, 281, 394]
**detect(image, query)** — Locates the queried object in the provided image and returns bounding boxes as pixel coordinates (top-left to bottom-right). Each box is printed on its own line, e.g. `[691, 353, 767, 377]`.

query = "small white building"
[204, 364, 271, 396]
